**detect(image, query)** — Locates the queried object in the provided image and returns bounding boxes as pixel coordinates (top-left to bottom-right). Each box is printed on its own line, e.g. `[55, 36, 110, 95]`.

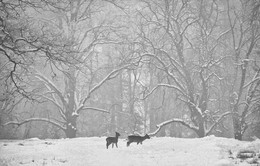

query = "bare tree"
[132, 0, 232, 137]
[226, 0, 260, 140]
[0, 0, 58, 138]
[2, 0, 137, 138]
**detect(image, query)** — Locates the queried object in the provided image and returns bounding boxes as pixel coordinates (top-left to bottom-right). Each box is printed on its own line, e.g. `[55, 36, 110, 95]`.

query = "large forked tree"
[226, 0, 260, 140]
[2, 0, 136, 138]
[134, 0, 232, 137]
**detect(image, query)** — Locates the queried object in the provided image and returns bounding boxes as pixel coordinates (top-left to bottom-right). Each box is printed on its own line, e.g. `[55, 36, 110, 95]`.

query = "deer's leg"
[116, 143, 118, 148]
[106, 142, 110, 149]
[112, 143, 114, 148]
[127, 141, 131, 147]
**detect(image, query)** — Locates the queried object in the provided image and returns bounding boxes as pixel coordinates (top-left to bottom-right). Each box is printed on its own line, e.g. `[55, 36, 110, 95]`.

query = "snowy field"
[0, 136, 260, 166]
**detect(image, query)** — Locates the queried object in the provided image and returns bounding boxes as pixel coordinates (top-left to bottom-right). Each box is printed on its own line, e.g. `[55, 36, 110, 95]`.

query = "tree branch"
[79, 106, 110, 114]
[142, 83, 188, 100]
[149, 118, 199, 136]
[205, 112, 232, 136]
[36, 94, 67, 121]
[33, 71, 67, 107]
[1, 118, 66, 131]
[77, 63, 132, 112]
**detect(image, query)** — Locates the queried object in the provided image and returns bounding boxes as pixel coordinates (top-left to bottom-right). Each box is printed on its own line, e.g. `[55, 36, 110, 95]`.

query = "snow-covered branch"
[34, 72, 67, 107]
[141, 53, 186, 92]
[80, 107, 110, 114]
[142, 83, 188, 100]
[158, 49, 182, 68]
[206, 112, 232, 136]
[77, 64, 132, 112]
[187, 101, 202, 115]
[1, 118, 66, 131]
[36, 94, 66, 120]
[1, 97, 24, 114]
[205, 72, 223, 82]
[243, 77, 260, 89]
[149, 118, 199, 136]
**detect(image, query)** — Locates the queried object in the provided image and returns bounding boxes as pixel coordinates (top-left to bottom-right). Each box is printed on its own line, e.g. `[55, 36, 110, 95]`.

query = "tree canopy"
[1, 0, 260, 140]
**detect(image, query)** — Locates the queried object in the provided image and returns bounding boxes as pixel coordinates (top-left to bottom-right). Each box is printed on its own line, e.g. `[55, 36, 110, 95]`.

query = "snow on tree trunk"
[64, 67, 77, 138]
[234, 132, 242, 141]
[65, 125, 77, 138]
[233, 116, 242, 140]
[65, 116, 77, 138]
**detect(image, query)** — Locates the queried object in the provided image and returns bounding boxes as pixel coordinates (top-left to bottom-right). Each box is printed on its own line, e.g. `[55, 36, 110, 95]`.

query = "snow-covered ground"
[0, 136, 259, 166]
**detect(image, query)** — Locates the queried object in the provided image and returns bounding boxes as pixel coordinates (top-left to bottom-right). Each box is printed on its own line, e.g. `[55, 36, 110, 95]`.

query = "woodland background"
[0, 0, 260, 141]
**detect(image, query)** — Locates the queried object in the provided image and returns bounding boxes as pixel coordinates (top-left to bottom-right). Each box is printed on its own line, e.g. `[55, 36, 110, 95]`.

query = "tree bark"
[65, 126, 76, 138]
[197, 121, 205, 138]
[65, 117, 77, 138]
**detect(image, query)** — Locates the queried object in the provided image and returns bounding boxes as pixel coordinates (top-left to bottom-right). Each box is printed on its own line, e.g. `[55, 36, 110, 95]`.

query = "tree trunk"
[65, 118, 77, 138]
[23, 122, 32, 139]
[197, 121, 205, 138]
[64, 66, 77, 138]
[65, 126, 76, 138]
[233, 115, 243, 140]
[234, 131, 242, 140]
[144, 98, 148, 133]
[110, 109, 116, 133]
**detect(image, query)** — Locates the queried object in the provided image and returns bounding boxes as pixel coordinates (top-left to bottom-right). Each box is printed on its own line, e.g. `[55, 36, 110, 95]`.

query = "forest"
[0, 0, 260, 141]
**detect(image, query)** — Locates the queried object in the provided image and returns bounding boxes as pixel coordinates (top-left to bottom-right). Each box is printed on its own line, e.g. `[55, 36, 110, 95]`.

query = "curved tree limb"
[34, 72, 67, 107]
[141, 53, 186, 92]
[148, 118, 199, 137]
[142, 83, 189, 100]
[36, 94, 67, 121]
[1, 118, 66, 131]
[79, 107, 110, 114]
[77, 63, 133, 113]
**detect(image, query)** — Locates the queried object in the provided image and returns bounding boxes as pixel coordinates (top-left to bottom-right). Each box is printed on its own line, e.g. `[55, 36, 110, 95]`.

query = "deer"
[126, 134, 150, 147]
[106, 132, 120, 149]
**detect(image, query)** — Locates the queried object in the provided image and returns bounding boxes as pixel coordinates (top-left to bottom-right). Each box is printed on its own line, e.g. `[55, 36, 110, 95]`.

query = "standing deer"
[106, 132, 120, 149]
[127, 134, 150, 147]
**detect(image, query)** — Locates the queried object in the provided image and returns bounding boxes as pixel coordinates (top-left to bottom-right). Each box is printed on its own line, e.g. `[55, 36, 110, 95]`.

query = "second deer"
[127, 134, 150, 147]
